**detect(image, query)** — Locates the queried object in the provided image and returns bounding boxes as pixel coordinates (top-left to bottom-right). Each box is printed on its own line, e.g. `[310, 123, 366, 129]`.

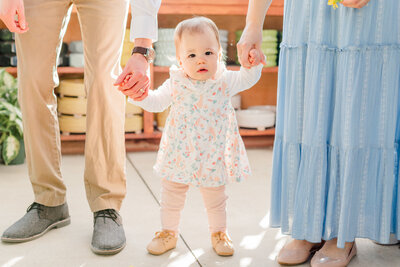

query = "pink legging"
[160, 179, 228, 233]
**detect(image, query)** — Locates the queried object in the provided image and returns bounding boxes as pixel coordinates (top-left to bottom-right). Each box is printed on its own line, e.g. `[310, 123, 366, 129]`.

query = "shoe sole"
[212, 247, 234, 257]
[1, 217, 71, 243]
[147, 246, 176, 255]
[91, 242, 126, 255]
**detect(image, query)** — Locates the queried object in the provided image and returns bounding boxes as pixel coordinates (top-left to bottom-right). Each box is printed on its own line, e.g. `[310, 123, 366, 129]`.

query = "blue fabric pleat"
[270, 0, 400, 248]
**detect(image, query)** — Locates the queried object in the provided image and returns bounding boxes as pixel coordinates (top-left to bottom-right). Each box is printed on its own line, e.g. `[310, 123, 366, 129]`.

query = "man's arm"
[114, 0, 162, 99]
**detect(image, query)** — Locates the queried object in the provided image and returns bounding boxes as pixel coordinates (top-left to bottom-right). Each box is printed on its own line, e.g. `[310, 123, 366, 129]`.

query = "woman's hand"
[237, 26, 266, 69]
[341, 0, 370, 8]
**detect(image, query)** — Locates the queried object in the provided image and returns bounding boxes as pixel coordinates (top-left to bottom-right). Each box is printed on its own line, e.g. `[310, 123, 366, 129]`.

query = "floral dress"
[129, 64, 262, 187]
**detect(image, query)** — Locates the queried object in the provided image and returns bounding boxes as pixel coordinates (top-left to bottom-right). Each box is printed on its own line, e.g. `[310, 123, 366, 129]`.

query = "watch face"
[147, 48, 155, 61]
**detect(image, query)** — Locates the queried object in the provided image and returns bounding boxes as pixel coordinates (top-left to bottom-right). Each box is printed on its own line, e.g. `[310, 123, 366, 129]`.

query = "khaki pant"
[161, 180, 228, 233]
[16, 0, 129, 212]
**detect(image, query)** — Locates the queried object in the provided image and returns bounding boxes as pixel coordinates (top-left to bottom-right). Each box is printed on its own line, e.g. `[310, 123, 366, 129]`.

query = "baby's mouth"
[197, 68, 208, 73]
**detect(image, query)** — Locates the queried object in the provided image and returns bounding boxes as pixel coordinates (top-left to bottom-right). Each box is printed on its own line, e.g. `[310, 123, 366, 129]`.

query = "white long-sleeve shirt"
[128, 64, 263, 113]
[130, 0, 162, 42]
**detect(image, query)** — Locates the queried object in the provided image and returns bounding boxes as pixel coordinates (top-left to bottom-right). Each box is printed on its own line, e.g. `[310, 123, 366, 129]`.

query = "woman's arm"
[237, 0, 272, 68]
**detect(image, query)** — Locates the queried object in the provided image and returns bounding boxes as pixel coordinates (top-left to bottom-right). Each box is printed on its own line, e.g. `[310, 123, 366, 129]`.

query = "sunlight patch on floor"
[240, 231, 266, 250]
[2, 256, 24, 267]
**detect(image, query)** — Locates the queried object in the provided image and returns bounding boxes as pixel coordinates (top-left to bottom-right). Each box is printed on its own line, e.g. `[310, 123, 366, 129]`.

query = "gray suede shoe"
[91, 209, 126, 255]
[1, 202, 70, 243]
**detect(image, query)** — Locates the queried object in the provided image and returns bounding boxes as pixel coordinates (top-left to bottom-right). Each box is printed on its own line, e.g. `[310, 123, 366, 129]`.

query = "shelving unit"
[3, 0, 284, 154]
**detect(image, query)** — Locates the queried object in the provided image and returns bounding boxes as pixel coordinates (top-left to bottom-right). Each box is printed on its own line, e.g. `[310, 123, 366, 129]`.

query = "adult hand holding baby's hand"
[237, 27, 266, 68]
[115, 53, 150, 101]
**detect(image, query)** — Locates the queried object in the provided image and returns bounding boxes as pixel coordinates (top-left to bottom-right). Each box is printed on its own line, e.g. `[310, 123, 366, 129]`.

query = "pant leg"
[161, 179, 190, 233]
[199, 185, 228, 233]
[74, 0, 129, 212]
[16, 0, 73, 206]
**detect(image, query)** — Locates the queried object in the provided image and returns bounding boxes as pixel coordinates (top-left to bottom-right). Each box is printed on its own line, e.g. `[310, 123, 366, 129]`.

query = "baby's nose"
[197, 57, 206, 64]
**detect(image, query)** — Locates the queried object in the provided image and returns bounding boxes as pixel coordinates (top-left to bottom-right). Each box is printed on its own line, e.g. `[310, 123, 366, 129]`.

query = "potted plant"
[0, 68, 24, 165]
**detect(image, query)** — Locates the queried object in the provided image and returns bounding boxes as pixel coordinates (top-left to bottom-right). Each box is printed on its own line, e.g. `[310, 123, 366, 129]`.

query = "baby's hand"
[249, 49, 266, 66]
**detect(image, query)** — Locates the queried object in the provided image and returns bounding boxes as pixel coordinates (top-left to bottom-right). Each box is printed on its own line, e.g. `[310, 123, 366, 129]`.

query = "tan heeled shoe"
[277, 240, 324, 265]
[147, 230, 178, 255]
[211, 231, 234, 256]
[311, 241, 357, 267]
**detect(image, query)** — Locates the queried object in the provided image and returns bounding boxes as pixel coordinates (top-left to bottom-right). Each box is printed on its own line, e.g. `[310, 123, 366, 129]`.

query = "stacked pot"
[56, 79, 143, 134]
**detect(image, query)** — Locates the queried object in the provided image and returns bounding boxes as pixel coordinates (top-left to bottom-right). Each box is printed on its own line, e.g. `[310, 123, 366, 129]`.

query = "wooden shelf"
[239, 128, 275, 136]
[69, 0, 284, 16]
[153, 65, 278, 73]
[158, 0, 284, 16]
[6, 67, 84, 76]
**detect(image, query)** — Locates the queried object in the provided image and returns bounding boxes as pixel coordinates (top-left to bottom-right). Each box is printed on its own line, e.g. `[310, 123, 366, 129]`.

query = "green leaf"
[3, 71, 16, 89]
[0, 100, 21, 119]
[2, 134, 20, 165]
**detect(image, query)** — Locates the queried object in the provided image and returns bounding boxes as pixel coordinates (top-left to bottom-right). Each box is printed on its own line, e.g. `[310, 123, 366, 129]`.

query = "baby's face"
[177, 27, 220, 81]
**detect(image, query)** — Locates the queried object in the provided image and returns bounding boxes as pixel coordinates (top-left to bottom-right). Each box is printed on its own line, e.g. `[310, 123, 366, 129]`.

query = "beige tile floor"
[0, 148, 399, 267]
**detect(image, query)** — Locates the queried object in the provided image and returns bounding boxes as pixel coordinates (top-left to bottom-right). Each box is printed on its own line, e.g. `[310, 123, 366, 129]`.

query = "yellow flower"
[328, 0, 343, 9]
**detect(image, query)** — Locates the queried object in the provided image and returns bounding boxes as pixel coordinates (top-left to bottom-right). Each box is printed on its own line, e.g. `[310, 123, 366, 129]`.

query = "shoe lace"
[212, 232, 232, 243]
[27, 202, 44, 213]
[154, 230, 175, 239]
[94, 209, 119, 225]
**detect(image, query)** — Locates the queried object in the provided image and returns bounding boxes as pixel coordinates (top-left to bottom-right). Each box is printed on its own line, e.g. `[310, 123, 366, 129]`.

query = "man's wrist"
[131, 46, 155, 63]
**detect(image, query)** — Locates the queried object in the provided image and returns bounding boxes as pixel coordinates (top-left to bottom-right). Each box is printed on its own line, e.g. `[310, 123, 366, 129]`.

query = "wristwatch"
[131, 46, 155, 63]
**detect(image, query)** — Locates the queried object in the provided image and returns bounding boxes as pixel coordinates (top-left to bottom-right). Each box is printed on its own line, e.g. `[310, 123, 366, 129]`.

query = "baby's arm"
[128, 79, 173, 113]
[225, 59, 264, 96]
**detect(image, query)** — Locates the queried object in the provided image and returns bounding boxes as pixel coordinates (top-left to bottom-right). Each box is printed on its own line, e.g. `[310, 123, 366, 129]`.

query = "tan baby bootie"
[147, 230, 178, 255]
[211, 231, 234, 256]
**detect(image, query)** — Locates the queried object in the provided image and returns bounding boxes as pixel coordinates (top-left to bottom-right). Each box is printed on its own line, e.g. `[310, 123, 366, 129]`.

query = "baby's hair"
[174, 16, 222, 55]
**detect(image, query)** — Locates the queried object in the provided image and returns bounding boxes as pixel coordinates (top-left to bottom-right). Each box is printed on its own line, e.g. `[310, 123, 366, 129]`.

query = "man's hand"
[0, 0, 29, 33]
[115, 53, 150, 101]
[341, 0, 370, 8]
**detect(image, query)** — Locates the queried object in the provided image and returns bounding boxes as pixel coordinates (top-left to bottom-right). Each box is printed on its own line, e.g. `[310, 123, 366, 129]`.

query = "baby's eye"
[205, 51, 213, 56]
[188, 54, 196, 58]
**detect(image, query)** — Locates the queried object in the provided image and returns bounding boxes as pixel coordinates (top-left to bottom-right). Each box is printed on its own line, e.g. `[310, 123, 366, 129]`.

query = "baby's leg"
[199, 185, 228, 233]
[160, 179, 189, 233]
[200, 185, 234, 256]
[147, 179, 189, 255]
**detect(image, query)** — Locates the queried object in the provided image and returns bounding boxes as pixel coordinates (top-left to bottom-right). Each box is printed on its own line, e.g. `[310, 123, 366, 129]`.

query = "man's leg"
[75, 0, 129, 254]
[1, 0, 73, 243]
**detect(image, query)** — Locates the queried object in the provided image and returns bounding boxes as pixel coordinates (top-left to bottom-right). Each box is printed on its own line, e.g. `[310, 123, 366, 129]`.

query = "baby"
[119, 16, 264, 256]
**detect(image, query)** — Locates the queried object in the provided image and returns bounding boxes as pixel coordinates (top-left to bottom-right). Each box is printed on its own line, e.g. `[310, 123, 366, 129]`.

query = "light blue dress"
[270, 0, 400, 248]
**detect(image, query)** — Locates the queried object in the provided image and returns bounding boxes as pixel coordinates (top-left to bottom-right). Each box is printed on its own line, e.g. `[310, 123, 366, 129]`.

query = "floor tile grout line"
[126, 154, 203, 267]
